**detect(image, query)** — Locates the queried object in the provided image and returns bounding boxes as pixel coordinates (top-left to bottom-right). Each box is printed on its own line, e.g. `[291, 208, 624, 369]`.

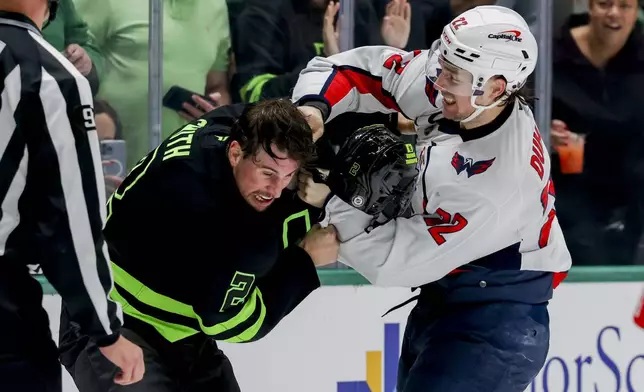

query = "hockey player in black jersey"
[58, 99, 340, 391]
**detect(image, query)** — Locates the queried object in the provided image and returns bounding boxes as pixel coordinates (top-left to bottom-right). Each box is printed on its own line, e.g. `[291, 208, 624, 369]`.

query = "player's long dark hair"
[230, 99, 317, 166]
[497, 75, 537, 110]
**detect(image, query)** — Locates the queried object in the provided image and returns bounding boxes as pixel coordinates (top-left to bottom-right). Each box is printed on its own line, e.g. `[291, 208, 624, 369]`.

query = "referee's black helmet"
[48, 0, 60, 22]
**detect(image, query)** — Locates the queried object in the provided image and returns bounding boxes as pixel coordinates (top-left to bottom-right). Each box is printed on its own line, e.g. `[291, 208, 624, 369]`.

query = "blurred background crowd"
[43, 0, 644, 267]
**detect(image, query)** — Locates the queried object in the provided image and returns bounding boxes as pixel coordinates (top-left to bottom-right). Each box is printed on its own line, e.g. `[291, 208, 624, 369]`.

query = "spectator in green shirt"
[42, 0, 103, 95]
[74, 0, 232, 168]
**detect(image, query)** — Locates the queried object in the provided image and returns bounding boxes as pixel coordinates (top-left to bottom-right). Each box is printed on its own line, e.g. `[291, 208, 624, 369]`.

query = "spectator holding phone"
[162, 86, 221, 122]
[94, 100, 126, 198]
[74, 0, 232, 169]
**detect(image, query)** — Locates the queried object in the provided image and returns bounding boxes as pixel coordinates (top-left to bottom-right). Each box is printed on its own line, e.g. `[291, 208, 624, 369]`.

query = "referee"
[0, 1, 144, 391]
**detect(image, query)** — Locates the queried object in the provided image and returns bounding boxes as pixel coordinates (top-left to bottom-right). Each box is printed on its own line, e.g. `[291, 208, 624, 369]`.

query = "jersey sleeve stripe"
[33, 30, 122, 333]
[321, 65, 400, 111]
[0, 64, 27, 256]
[220, 290, 266, 343]
[38, 66, 115, 334]
[112, 262, 195, 318]
[197, 286, 265, 337]
[109, 287, 200, 343]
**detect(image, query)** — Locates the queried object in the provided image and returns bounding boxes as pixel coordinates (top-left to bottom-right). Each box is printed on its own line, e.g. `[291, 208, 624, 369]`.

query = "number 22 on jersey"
[383, 50, 421, 74]
[422, 199, 468, 245]
[531, 127, 557, 249]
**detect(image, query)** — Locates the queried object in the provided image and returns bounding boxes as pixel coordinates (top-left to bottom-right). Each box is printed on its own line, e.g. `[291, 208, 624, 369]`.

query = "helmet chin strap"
[460, 94, 505, 124]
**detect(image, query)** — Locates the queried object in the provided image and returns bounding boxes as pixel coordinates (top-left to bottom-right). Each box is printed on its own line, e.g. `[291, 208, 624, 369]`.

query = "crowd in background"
[41, 0, 644, 267]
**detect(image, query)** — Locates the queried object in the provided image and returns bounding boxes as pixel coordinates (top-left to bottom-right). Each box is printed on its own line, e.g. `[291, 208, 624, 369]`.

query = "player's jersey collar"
[438, 99, 515, 142]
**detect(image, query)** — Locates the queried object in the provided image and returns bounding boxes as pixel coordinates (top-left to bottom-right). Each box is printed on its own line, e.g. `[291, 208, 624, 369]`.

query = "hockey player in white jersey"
[294, 5, 572, 392]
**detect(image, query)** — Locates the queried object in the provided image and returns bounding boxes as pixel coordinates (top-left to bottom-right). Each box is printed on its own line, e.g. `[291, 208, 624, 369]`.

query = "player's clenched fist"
[299, 224, 339, 267]
[297, 105, 325, 141]
[297, 169, 331, 208]
[98, 335, 145, 385]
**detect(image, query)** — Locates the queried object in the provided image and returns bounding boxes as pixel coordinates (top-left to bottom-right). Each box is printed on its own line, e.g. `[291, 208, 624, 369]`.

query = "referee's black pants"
[59, 308, 241, 392]
[0, 262, 62, 392]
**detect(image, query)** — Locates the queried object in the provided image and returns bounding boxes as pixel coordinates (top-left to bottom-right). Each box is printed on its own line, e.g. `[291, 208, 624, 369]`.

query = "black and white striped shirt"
[0, 12, 121, 346]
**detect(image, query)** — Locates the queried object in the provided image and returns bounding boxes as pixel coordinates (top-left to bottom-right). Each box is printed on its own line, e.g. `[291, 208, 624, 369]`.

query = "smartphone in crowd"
[162, 85, 217, 113]
[100, 140, 127, 178]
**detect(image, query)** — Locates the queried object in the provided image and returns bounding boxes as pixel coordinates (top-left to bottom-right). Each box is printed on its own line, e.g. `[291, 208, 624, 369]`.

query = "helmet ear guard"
[326, 124, 419, 228]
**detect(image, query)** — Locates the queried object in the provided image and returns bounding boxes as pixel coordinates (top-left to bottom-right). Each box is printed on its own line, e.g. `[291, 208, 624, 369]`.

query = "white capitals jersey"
[292, 46, 572, 288]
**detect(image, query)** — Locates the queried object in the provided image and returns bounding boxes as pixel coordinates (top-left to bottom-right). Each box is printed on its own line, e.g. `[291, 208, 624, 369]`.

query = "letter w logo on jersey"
[451, 152, 496, 178]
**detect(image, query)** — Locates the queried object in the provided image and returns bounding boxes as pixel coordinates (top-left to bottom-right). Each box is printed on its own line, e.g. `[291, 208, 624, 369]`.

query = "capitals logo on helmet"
[488, 30, 523, 42]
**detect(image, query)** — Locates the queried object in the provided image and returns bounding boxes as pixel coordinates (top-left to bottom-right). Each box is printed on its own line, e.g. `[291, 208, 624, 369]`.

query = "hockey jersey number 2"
[426, 208, 469, 246]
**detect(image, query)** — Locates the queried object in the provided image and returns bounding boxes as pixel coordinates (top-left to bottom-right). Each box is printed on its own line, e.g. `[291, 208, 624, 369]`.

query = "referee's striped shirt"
[0, 12, 122, 346]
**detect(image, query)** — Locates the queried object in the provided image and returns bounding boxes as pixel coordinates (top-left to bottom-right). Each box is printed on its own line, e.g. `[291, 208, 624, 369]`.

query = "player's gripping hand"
[297, 169, 331, 208]
[98, 335, 145, 385]
[297, 105, 325, 141]
[397, 113, 415, 135]
[299, 224, 339, 267]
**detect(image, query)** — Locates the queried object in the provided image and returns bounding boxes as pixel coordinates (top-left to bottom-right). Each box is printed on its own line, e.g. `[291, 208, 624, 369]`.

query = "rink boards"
[43, 273, 644, 392]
